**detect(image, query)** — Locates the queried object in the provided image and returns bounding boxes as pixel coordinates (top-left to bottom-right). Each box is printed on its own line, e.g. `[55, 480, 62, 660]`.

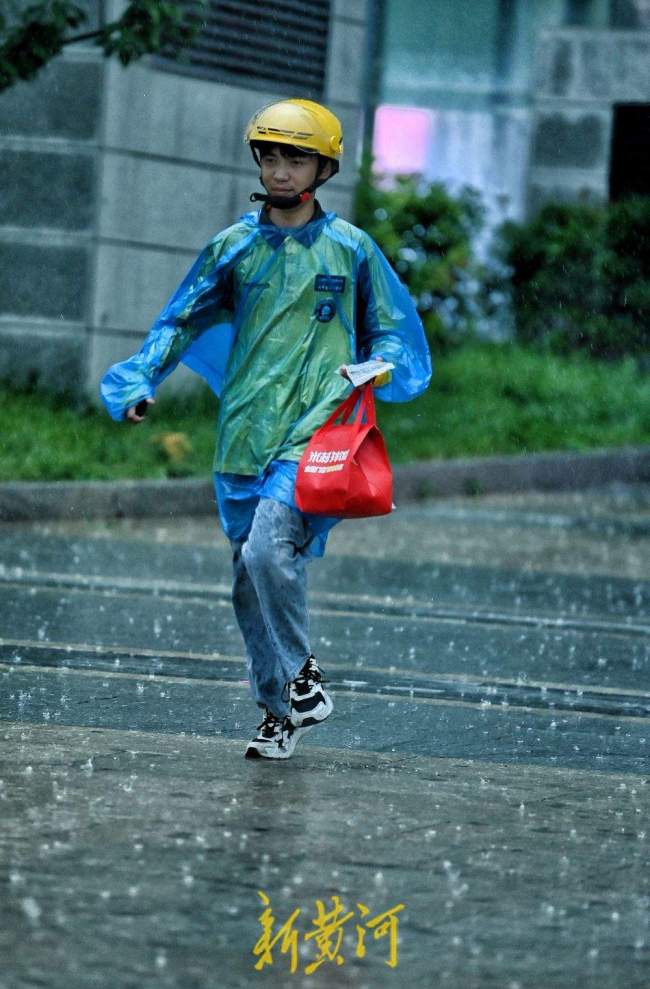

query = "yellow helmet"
[244, 99, 343, 161]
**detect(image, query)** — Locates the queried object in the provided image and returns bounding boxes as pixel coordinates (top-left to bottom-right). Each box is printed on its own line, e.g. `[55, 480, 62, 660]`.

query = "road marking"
[2, 637, 648, 701]
[1, 570, 647, 637]
[0, 636, 240, 664]
[1, 661, 649, 724]
[2, 651, 648, 721]
[0, 661, 234, 689]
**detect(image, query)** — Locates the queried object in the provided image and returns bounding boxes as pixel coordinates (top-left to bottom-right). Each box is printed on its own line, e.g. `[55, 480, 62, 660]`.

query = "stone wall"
[0, 0, 368, 399]
[527, 27, 650, 213]
[0, 55, 103, 394]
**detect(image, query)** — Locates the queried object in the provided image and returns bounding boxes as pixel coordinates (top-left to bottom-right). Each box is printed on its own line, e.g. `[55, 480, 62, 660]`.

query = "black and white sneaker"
[289, 655, 334, 729]
[245, 708, 300, 760]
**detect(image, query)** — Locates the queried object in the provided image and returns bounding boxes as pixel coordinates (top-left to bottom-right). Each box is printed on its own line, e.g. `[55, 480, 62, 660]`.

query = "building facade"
[372, 0, 650, 226]
[1, 0, 647, 399]
[0, 0, 368, 398]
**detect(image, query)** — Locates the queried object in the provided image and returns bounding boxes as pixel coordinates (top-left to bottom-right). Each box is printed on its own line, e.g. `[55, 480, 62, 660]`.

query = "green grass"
[378, 344, 650, 462]
[1, 344, 648, 482]
[0, 387, 220, 482]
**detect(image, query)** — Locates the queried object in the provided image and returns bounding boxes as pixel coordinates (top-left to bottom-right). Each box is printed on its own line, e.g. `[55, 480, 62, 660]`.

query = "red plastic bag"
[295, 383, 393, 518]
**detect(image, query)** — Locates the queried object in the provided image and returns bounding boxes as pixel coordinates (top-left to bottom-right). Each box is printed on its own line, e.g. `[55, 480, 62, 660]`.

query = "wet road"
[1, 485, 649, 988]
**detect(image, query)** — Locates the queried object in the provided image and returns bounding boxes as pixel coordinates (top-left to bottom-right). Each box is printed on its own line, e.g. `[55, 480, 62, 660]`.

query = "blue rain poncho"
[101, 205, 432, 552]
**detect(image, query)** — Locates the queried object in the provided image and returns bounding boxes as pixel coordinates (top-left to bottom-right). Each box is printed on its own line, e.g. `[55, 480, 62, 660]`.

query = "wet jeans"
[231, 497, 314, 719]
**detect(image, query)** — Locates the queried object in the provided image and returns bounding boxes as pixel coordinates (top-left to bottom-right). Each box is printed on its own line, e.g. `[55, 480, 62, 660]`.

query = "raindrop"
[22, 898, 41, 922]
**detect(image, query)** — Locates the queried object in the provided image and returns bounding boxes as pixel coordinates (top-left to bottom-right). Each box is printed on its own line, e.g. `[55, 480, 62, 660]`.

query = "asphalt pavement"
[1, 483, 649, 989]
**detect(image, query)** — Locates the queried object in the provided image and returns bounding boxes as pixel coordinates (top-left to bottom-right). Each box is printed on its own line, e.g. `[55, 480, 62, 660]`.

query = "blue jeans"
[231, 497, 314, 719]
[215, 459, 340, 559]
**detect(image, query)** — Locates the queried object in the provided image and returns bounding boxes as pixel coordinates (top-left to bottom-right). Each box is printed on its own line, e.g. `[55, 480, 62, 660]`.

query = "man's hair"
[252, 141, 316, 158]
[251, 140, 328, 175]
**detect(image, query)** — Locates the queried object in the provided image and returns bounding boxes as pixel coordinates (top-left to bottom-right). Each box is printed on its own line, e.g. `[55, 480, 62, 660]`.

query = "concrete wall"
[0, 54, 103, 393]
[371, 1, 650, 231]
[527, 26, 650, 213]
[0, 0, 368, 399]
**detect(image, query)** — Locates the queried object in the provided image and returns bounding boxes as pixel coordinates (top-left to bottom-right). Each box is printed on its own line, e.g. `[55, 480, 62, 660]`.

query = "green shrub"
[603, 197, 650, 355]
[354, 158, 492, 352]
[496, 197, 650, 360]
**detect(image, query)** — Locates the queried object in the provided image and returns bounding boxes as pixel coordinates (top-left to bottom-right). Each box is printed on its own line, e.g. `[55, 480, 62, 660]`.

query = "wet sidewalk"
[1, 484, 649, 988]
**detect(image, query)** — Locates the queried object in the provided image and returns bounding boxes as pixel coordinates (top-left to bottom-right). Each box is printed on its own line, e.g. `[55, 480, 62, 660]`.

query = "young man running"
[101, 98, 431, 759]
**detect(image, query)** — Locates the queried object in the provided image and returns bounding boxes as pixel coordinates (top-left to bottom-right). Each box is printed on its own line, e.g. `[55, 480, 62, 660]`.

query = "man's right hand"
[126, 397, 155, 423]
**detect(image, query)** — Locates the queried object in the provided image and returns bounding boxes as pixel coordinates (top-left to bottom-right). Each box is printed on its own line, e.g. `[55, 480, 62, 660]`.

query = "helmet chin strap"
[249, 168, 336, 210]
[249, 188, 314, 210]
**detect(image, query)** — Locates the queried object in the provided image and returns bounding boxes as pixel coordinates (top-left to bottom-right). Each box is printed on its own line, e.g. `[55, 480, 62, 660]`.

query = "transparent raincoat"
[101, 205, 432, 553]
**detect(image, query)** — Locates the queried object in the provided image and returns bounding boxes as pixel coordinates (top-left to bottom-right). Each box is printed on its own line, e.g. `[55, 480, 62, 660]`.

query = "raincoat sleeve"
[99, 237, 234, 421]
[356, 235, 432, 402]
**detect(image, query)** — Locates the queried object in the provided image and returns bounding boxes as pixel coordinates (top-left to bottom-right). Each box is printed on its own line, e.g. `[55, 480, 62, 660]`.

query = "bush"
[496, 197, 650, 360]
[603, 197, 650, 356]
[354, 158, 493, 352]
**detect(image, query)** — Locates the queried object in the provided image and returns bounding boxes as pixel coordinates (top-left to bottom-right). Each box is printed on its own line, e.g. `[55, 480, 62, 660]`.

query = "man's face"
[259, 146, 327, 199]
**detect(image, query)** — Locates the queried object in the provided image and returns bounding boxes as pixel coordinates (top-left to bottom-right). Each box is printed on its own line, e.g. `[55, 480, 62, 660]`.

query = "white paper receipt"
[337, 360, 395, 387]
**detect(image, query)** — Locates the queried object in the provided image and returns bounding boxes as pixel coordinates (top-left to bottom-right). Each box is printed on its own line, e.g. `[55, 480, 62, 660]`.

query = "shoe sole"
[244, 720, 318, 760]
[245, 745, 294, 760]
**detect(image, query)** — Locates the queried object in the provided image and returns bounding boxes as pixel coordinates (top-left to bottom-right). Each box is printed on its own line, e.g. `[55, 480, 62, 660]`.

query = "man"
[100, 98, 431, 759]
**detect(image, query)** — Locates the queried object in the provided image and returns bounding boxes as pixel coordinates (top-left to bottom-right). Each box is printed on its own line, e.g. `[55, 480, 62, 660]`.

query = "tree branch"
[62, 29, 102, 44]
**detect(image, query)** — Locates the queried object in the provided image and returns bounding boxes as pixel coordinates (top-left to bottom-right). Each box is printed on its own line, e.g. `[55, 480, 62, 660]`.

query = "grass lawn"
[1, 344, 648, 482]
[378, 344, 650, 462]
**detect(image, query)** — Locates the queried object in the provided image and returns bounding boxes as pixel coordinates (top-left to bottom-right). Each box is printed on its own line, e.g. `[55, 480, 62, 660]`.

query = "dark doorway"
[609, 103, 650, 200]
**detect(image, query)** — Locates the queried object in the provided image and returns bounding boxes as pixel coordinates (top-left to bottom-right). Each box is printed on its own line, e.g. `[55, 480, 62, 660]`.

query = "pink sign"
[372, 105, 433, 176]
